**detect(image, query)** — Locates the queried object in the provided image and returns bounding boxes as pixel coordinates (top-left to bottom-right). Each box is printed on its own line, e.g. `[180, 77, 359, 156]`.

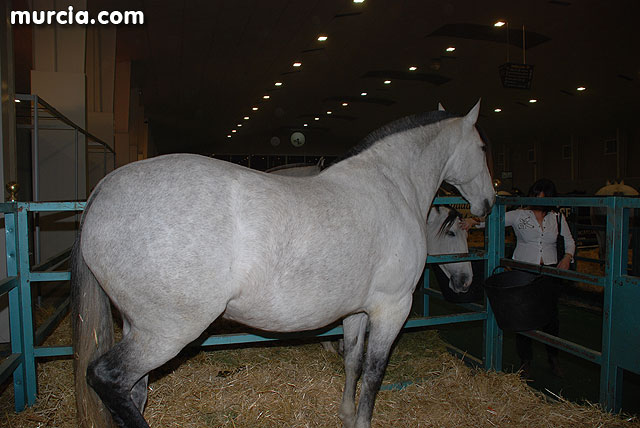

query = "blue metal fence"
[1, 196, 638, 413]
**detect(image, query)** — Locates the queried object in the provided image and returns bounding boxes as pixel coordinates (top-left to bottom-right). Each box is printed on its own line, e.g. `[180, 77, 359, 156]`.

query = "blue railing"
[1, 196, 638, 413]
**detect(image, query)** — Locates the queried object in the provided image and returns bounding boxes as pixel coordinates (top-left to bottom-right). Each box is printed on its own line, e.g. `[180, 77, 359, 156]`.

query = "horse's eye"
[446, 231, 455, 237]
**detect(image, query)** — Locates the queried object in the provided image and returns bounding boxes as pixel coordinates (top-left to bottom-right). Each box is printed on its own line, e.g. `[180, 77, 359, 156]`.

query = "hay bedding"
[2, 311, 638, 428]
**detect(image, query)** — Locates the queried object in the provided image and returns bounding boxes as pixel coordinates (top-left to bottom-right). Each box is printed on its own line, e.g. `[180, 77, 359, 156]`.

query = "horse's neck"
[338, 128, 448, 221]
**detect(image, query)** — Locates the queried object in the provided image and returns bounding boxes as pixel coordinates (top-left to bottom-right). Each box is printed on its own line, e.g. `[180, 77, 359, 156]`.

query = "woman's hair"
[528, 178, 557, 197]
[527, 178, 557, 213]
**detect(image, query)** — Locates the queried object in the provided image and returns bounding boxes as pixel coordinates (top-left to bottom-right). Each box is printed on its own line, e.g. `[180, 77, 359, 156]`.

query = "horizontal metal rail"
[34, 346, 73, 358]
[200, 312, 486, 348]
[0, 354, 22, 385]
[499, 258, 605, 287]
[423, 288, 485, 313]
[518, 330, 602, 364]
[32, 248, 72, 273]
[0, 276, 18, 295]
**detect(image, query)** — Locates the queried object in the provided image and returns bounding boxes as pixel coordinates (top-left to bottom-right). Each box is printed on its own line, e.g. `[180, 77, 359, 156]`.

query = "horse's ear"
[464, 99, 481, 126]
[620, 179, 625, 185]
[438, 102, 446, 111]
[606, 180, 612, 186]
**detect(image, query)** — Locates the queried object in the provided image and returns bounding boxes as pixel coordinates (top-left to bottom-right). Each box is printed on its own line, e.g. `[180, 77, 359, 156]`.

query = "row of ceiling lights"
[224, 1, 460, 139]
[226, 15, 589, 137]
[226, 0, 368, 140]
[224, 50, 454, 139]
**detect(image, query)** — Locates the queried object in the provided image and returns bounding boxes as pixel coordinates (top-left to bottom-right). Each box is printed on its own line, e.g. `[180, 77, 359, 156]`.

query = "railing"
[13, 94, 115, 270]
[1, 196, 638, 413]
[15, 94, 115, 202]
[486, 196, 640, 411]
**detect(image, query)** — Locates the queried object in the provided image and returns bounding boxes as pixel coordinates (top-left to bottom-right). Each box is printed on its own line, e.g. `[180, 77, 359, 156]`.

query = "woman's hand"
[557, 254, 572, 270]
[460, 217, 479, 231]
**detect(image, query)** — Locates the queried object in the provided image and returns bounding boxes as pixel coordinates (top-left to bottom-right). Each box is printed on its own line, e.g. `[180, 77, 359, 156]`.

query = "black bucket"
[483, 269, 553, 332]
[433, 260, 485, 304]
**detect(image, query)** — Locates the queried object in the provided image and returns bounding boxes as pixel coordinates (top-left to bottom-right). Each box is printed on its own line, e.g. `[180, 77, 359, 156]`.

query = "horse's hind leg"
[87, 331, 186, 428]
[130, 375, 149, 412]
[122, 319, 149, 413]
[353, 297, 412, 428]
[339, 312, 368, 428]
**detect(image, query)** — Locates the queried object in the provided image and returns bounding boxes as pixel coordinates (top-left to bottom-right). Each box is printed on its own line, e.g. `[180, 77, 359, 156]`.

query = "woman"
[504, 178, 575, 377]
[462, 178, 575, 377]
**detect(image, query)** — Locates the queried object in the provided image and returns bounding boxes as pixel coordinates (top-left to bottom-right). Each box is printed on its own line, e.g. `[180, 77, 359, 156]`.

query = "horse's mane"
[435, 205, 463, 236]
[265, 162, 311, 173]
[330, 110, 462, 166]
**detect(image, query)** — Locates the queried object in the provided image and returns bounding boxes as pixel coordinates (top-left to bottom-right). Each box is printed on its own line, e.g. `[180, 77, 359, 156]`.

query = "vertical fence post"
[422, 266, 430, 317]
[484, 201, 504, 370]
[4, 208, 26, 411]
[600, 196, 623, 411]
[16, 205, 37, 405]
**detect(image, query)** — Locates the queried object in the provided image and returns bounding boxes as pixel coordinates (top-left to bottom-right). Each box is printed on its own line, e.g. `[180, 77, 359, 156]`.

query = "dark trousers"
[516, 273, 560, 363]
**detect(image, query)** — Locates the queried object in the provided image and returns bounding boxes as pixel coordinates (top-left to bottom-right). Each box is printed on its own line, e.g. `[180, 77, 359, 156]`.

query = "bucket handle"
[490, 266, 505, 276]
[490, 264, 544, 277]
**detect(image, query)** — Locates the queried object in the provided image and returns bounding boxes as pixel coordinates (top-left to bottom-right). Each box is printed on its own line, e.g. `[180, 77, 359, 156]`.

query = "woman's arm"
[557, 213, 576, 270]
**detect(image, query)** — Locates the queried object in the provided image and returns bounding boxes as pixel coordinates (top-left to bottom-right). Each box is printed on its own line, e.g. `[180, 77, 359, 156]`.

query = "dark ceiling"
[104, 0, 639, 156]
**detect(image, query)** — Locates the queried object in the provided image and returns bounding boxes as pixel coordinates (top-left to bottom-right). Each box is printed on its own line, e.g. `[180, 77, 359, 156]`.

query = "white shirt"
[505, 209, 576, 265]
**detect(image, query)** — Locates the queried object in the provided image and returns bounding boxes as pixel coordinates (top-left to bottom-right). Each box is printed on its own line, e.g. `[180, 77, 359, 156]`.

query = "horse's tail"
[71, 196, 116, 427]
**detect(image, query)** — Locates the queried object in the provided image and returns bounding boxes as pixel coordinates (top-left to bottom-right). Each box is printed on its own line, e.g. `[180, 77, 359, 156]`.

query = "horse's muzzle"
[470, 198, 494, 217]
[450, 273, 472, 294]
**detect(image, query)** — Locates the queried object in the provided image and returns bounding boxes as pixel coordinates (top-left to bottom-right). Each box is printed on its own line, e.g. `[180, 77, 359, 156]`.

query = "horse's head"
[440, 100, 495, 217]
[427, 206, 472, 293]
[595, 180, 639, 196]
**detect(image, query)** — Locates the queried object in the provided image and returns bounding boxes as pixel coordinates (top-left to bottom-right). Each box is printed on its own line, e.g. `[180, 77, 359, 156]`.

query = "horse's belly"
[222, 290, 358, 332]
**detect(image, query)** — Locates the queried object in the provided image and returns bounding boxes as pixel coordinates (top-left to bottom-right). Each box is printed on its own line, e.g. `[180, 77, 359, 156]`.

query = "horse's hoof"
[338, 412, 355, 428]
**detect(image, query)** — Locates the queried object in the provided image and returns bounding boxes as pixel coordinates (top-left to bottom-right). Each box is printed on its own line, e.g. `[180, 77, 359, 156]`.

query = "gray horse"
[72, 101, 494, 428]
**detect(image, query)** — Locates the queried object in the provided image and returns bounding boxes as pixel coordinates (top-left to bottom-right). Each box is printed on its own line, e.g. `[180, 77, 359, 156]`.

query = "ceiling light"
[360, 92, 367, 96]
[314, 117, 320, 121]
[529, 99, 537, 103]
[445, 46, 456, 52]
[252, 107, 258, 111]
[494, 21, 506, 27]
[494, 108, 502, 113]
[317, 35, 328, 42]
[384, 80, 391, 84]
[237, 124, 242, 127]
[293, 62, 302, 67]
[327, 111, 332, 114]
[263, 95, 270, 99]
[577, 86, 586, 91]
[409, 66, 417, 71]
[232, 130, 237, 133]
[14, 99, 20, 103]
[227, 135, 232, 138]
[303, 123, 308, 127]
[244, 116, 250, 120]
[342, 102, 348, 106]
[274, 82, 283, 87]
[353, 0, 364, 3]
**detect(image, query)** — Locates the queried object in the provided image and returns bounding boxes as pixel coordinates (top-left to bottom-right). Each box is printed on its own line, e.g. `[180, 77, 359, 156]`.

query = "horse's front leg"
[353, 297, 412, 428]
[339, 312, 368, 428]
